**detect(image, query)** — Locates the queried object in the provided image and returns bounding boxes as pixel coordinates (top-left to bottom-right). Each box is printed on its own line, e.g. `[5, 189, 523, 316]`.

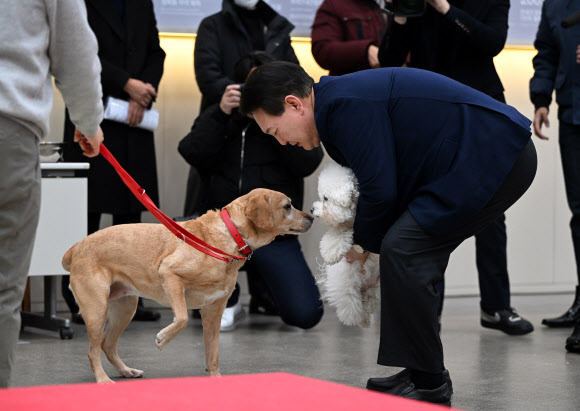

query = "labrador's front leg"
[200, 299, 228, 376]
[155, 273, 189, 350]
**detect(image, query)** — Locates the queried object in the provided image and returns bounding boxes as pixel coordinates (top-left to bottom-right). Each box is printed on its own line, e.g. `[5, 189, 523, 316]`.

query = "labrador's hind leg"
[102, 295, 144, 378]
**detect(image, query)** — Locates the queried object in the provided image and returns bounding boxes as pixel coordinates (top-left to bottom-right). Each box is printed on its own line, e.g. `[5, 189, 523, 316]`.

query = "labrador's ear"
[245, 194, 274, 229]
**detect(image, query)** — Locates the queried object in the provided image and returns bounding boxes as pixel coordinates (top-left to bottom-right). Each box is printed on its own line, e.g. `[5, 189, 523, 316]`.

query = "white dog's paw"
[120, 368, 145, 378]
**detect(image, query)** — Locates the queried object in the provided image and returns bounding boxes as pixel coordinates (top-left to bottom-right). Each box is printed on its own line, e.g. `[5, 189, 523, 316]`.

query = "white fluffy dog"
[312, 163, 380, 328]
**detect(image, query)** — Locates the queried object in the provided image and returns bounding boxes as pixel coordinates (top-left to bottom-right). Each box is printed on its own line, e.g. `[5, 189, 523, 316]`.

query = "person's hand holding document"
[103, 79, 159, 131]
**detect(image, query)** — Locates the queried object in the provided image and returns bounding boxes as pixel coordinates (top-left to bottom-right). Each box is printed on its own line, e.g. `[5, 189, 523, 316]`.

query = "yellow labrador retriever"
[62, 188, 313, 383]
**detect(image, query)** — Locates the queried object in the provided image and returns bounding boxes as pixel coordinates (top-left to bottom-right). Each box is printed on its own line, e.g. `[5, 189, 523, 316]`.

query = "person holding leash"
[240, 62, 536, 405]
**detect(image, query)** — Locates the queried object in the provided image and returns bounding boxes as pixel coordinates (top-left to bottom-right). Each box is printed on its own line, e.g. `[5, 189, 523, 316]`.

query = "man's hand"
[74, 127, 103, 157]
[345, 247, 369, 274]
[368, 44, 380, 68]
[533, 107, 550, 140]
[427, 0, 451, 14]
[219, 84, 242, 115]
[124, 78, 157, 107]
[127, 99, 145, 127]
[576, 44, 580, 64]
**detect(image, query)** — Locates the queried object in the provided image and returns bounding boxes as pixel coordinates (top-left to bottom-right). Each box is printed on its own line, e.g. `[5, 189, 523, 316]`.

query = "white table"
[22, 163, 88, 339]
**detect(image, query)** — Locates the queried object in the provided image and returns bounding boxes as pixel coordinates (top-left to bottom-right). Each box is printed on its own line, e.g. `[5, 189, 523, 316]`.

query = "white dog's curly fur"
[312, 163, 380, 328]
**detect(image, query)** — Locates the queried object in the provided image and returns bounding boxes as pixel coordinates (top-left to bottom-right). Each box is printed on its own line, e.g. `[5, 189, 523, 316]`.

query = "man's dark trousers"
[559, 121, 580, 284]
[378, 140, 537, 372]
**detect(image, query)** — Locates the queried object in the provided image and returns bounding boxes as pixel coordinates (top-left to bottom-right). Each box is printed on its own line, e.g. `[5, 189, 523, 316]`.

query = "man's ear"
[245, 195, 274, 229]
[285, 95, 303, 113]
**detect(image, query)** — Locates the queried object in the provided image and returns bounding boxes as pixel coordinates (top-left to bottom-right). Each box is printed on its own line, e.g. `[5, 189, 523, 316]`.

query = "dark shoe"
[367, 369, 453, 394]
[565, 320, 580, 353]
[481, 307, 534, 335]
[249, 296, 279, 316]
[71, 312, 84, 325]
[132, 307, 161, 322]
[542, 286, 580, 328]
[367, 370, 452, 405]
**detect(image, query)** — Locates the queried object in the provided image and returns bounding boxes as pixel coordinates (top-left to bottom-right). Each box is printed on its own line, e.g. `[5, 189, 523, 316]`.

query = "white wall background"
[38, 40, 576, 310]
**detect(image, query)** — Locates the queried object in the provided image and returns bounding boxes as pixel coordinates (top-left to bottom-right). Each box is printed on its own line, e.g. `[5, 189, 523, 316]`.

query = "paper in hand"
[104, 97, 159, 131]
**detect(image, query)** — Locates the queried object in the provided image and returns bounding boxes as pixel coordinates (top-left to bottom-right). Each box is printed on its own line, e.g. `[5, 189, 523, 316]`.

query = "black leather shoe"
[367, 371, 451, 405]
[543, 286, 580, 328]
[565, 320, 580, 353]
[367, 369, 453, 394]
[481, 307, 534, 335]
[132, 307, 161, 322]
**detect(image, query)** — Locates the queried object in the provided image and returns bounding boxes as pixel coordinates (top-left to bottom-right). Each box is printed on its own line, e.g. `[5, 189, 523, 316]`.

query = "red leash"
[99, 144, 252, 263]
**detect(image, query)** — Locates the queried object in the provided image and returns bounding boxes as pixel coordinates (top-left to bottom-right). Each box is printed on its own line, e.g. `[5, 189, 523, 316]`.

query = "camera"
[382, 0, 426, 17]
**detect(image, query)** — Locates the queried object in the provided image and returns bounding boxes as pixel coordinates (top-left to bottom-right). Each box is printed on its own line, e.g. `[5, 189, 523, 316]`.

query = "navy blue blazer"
[530, 0, 580, 125]
[314, 68, 532, 253]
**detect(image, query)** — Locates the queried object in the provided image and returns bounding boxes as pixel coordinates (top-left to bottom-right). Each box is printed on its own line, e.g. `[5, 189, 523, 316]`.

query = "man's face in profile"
[252, 95, 320, 150]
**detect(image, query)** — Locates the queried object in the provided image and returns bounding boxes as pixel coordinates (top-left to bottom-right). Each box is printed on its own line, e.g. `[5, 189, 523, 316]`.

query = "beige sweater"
[0, 0, 103, 139]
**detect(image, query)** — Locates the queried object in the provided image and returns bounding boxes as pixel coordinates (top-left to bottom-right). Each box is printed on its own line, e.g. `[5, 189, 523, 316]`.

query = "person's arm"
[277, 144, 324, 178]
[530, 2, 558, 140]
[178, 104, 231, 171]
[432, 0, 509, 57]
[194, 17, 234, 105]
[48, 0, 103, 152]
[324, 98, 398, 254]
[378, 18, 413, 68]
[311, 0, 377, 73]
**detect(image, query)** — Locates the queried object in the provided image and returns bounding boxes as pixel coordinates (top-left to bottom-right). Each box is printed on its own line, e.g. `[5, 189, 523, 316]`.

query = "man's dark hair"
[240, 61, 314, 116]
[232, 51, 276, 84]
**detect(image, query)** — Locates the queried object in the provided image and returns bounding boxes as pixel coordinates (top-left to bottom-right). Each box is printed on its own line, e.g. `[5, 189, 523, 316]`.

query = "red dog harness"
[99, 144, 252, 263]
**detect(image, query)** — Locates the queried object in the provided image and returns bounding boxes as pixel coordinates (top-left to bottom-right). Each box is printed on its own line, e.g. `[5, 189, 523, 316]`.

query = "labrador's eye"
[323, 196, 328, 202]
[284, 203, 291, 210]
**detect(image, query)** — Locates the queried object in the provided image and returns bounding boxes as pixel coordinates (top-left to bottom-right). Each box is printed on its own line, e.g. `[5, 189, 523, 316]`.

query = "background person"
[530, 0, 580, 352]
[62, 0, 166, 323]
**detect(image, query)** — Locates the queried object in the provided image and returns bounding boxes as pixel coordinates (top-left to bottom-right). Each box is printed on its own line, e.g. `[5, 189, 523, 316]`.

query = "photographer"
[179, 52, 324, 331]
[378, 0, 535, 336]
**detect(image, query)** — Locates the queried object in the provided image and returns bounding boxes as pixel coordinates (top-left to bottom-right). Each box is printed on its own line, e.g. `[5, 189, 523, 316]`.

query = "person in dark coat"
[179, 52, 324, 331]
[62, 0, 165, 322]
[377, 0, 534, 336]
[311, 0, 387, 76]
[240, 62, 536, 404]
[530, 0, 580, 352]
[184, 0, 301, 220]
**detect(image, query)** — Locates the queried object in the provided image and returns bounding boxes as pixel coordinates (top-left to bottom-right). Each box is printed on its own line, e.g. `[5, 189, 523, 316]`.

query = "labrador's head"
[243, 188, 313, 237]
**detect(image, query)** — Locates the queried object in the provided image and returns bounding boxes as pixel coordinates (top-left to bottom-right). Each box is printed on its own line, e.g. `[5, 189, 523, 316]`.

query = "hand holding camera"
[219, 84, 243, 115]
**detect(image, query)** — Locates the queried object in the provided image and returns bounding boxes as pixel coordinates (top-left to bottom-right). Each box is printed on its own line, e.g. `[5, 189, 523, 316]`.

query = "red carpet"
[0, 372, 454, 410]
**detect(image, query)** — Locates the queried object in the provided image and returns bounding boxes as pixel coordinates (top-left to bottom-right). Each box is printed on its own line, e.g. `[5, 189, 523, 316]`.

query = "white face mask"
[234, 0, 259, 9]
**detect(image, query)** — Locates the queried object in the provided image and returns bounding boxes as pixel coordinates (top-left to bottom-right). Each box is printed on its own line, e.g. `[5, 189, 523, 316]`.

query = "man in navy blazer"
[241, 62, 536, 404]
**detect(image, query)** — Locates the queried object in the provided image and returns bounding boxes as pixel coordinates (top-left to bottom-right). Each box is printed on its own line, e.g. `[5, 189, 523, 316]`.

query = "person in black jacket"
[378, 0, 534, 336]
[62, 0, 165, 323]
[179, 52, 324, 331]
[184, 0, 301, 220]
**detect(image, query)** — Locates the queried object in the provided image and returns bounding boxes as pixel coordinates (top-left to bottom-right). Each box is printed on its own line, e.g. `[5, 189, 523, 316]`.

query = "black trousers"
[559, 122, 580, 284]
[378, 140, 537, 372]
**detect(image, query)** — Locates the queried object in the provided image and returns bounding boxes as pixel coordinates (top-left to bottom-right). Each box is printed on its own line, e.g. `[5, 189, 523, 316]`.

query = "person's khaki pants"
[0, 116, 40, 387]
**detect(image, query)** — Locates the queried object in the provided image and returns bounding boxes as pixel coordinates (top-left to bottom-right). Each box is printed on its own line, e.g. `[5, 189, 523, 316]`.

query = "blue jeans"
[559, 121, 580, 284]
[227, 236, 323, 329]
